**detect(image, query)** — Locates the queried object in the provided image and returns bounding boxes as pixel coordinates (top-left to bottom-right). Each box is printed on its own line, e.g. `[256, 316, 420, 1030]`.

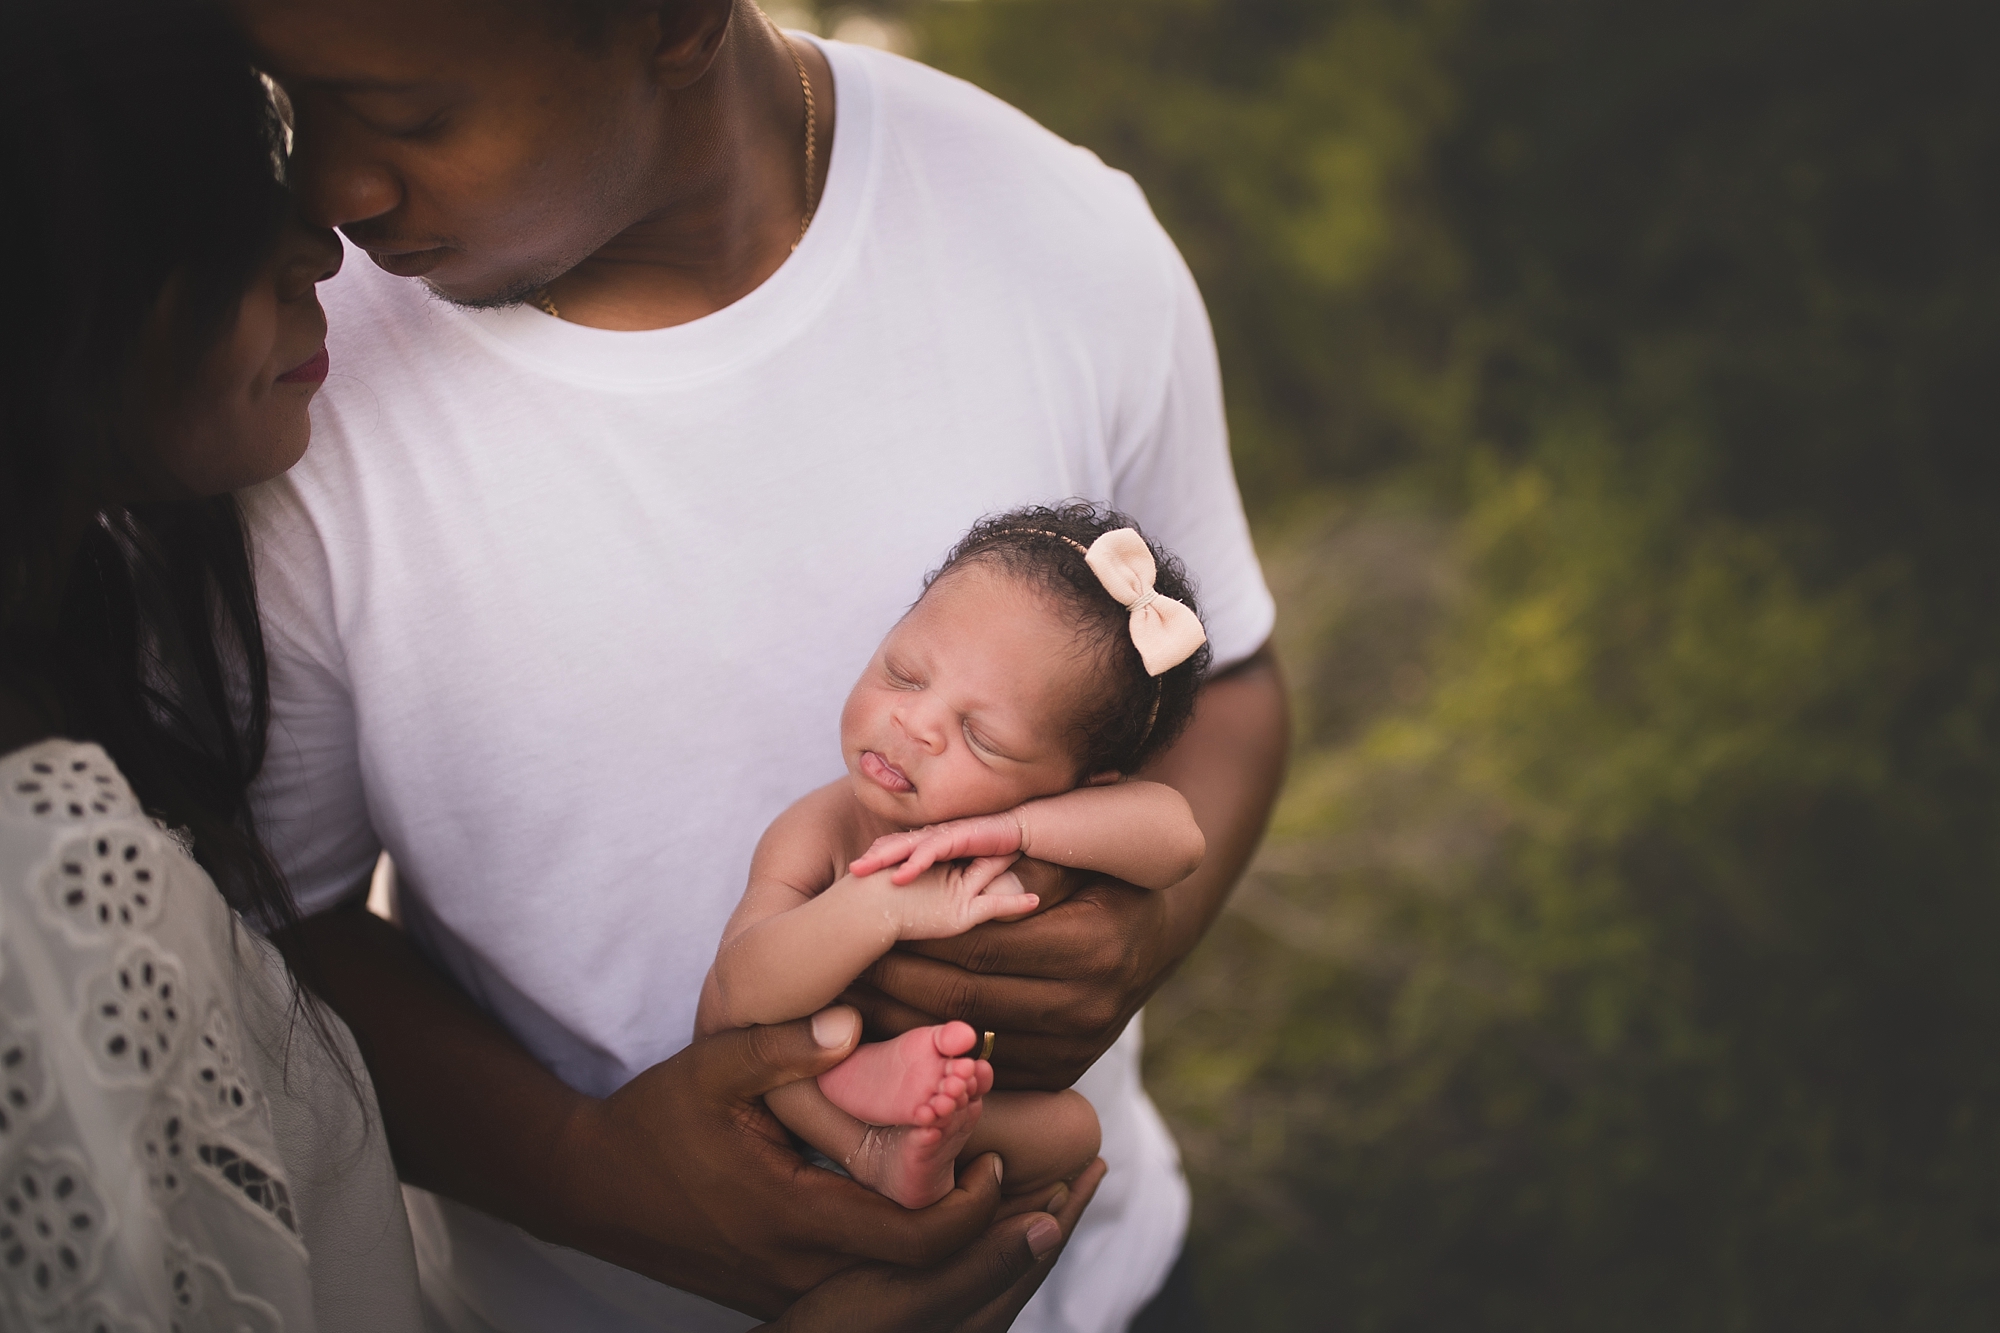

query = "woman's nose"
[276, 220, 345, 300]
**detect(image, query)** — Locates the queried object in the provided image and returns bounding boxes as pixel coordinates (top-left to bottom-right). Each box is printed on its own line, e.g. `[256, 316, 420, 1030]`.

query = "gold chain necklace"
[535, 11, 818, 322]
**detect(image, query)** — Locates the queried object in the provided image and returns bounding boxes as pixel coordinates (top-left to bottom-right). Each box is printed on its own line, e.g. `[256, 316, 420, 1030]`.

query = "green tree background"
[807, 1, 2000, 1324]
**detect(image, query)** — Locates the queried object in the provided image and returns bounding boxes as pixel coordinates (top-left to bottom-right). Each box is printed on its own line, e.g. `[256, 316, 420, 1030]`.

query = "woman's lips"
[275, 346, 329, 385]
[860, 751, 914, 794]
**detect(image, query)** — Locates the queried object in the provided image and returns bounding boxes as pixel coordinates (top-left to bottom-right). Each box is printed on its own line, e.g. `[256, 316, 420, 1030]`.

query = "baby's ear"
[1085, 769, 1122, 787]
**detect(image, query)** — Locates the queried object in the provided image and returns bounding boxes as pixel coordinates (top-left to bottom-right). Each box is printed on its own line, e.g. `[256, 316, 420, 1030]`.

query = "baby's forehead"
[902, 568, 1111, 705]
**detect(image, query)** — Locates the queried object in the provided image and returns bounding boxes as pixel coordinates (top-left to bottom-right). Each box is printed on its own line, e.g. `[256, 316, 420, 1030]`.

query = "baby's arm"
[704, 786, 1036, 1030]
[851, 779, 1206, 891]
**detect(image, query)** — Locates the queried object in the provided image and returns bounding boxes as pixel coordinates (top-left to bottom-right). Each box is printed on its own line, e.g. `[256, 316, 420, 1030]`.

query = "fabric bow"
[1084, 528, 1208, 676]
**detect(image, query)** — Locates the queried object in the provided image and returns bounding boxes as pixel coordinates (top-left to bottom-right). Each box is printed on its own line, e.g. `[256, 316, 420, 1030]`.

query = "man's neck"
[540, 12, 836, 332]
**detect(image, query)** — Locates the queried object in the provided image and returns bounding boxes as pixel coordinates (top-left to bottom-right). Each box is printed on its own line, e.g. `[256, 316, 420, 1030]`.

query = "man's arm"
[849, 642, 1289, 1088]
[278, 904, 1036, 1316]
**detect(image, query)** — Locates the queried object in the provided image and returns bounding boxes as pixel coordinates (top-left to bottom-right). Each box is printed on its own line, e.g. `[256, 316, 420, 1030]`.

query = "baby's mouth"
[860, 751, 915, 794]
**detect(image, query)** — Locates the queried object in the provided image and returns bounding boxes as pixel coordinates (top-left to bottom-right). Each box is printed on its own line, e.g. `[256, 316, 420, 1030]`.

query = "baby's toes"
[939, 1073, 969, 1103]
[927, 1091, 962, 1121]
[943, 1056, 976, 1081]
[911, 1102, 938, 1128]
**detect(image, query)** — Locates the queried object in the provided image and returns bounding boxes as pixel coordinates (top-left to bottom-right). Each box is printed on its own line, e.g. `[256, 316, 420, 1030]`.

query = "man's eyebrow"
[286, 76, 442, 94]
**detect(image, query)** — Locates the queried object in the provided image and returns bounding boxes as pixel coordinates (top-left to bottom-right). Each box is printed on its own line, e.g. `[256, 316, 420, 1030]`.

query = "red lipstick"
[276, 346, 329, 385]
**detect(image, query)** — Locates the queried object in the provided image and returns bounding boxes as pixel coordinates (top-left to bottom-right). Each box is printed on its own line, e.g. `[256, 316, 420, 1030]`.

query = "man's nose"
[287, 114, 399, 232]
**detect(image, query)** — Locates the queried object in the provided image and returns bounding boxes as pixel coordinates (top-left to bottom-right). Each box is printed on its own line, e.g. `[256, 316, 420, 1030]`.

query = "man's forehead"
[232, 0, 533, 83]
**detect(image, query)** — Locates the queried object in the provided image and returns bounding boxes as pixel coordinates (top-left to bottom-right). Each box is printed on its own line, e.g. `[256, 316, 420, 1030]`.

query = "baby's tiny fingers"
[891, 847, 946, 885]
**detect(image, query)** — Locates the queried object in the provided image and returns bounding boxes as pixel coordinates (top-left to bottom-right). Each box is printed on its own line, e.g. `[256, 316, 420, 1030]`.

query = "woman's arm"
[851, 780, 1205, 891]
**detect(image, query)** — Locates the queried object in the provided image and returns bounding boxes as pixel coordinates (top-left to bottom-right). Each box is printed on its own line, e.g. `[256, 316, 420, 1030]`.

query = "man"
[240, 0, 1287, 1329]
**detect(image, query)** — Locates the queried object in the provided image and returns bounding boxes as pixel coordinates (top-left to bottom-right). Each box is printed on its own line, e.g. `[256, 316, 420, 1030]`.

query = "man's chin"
[427, 271, 552, 311]
[367, 249, 555, 311]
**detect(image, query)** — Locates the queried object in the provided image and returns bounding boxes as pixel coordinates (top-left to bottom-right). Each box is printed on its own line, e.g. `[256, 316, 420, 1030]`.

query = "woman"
[0, 0, 424, 1325]
[0, 1, 1089, 1327]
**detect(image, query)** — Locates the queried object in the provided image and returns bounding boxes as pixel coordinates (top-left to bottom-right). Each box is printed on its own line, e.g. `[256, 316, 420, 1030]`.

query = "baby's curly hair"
[923, 503, 1211, 777]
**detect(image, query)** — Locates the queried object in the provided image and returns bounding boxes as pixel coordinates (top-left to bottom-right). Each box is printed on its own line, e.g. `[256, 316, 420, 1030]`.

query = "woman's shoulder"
[1, 737, 144, 826]
[0, 737, 416, 1327]
[0, 738, 207, 942]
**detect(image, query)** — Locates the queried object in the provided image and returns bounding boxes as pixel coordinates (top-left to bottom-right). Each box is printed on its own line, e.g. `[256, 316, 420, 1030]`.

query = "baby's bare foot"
[818, 1021, 986, 1127]
[846, 1098, 986, 1209]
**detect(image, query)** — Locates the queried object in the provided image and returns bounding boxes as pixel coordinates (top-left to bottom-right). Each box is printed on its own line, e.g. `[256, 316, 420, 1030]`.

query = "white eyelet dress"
[0, 740, 421, 1332]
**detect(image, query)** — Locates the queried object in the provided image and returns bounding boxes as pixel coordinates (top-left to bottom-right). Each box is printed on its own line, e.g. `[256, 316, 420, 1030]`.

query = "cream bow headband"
[1083, 529, 1207, 676]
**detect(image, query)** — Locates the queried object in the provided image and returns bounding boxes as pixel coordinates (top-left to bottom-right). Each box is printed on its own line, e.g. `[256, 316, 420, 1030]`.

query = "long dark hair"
[0, 0, 302, 935]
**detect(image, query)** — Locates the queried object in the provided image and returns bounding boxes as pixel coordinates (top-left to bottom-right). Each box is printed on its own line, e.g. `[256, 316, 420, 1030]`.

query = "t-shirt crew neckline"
[446, 32, 873, 391]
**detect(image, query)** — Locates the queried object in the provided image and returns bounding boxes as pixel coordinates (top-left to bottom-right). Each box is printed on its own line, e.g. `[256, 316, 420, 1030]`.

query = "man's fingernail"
[1027, 1216, 1062, 1258]
[991, 1155, 1005, 1187]
[812, 1008, 858, 1049]
[1044, 1184, 1068, 1213]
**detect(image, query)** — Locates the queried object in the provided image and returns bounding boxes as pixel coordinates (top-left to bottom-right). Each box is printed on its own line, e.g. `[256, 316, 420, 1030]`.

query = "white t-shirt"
[245, 36, 1273, 1333]
[0, 741, 422, 1333]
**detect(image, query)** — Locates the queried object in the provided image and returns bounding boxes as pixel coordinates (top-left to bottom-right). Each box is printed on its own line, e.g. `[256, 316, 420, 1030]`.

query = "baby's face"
[841, 562, 1088, 827]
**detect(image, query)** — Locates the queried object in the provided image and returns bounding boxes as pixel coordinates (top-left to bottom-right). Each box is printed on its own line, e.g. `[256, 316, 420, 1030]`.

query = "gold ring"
[979, 1030, 996, 1061]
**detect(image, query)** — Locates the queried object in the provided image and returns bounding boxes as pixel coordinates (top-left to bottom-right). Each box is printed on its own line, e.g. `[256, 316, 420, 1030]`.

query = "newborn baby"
[696, 504, 1213, 1210]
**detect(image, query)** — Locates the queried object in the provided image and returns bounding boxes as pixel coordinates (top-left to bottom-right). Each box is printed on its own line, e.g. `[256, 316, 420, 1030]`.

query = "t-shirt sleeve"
[1108, 237, 1276, 671]
[243, 479, 382, 916]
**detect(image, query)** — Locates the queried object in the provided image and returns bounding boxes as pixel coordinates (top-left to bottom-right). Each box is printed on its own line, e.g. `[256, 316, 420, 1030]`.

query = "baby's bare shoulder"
[753, 780, 868, 895]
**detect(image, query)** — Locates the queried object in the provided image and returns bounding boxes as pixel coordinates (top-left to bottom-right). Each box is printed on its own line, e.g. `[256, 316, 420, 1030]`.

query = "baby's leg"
[766, 1078, 984, 1210]
[961, 1088, 1102, 1202]
[817, 1021, 989, 1127]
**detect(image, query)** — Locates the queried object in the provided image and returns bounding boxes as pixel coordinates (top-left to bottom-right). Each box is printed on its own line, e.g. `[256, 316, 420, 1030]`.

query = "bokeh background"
[784, 3, 2000, 1326]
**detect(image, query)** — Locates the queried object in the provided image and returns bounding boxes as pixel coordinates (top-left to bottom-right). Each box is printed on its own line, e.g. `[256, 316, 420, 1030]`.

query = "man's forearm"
[279, 898, 1021, 1314]
[1142, 643, 1289, 958]
[276, 900, 592, 1244]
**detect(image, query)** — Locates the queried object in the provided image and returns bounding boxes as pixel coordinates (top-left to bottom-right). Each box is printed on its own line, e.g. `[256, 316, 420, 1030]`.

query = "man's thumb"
[729, 1005, 861, 1097]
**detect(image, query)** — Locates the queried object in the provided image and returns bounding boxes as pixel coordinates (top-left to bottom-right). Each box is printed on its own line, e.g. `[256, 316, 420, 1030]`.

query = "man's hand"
[846, 646, 1288, 1089]
[765, 1159, 1107, 1332]
[279, 908, 1010, 1319]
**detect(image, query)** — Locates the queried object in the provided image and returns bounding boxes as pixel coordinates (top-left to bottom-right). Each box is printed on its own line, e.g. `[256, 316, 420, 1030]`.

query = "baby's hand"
[877, 853, 1038, 940]
[850, 812, 1027, 885]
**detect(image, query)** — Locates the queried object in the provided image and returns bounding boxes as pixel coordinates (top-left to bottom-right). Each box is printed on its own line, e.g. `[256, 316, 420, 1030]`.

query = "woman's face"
[144, 216, 344, 496]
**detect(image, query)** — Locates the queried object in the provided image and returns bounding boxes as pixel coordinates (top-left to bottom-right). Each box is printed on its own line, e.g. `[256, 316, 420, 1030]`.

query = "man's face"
[236, 0, 671, 305]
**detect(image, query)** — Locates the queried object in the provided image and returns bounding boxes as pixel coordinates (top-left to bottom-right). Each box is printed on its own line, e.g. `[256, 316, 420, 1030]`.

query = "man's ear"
[1085, 770, 1122, 787]
[645, 0, 735, 92]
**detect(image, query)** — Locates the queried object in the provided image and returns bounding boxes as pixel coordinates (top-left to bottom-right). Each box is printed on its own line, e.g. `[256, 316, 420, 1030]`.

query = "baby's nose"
[893, 700, 949, 752]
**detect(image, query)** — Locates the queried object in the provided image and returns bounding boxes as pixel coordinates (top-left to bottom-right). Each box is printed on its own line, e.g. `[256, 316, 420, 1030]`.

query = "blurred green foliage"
[874, 0, 2000, 1325]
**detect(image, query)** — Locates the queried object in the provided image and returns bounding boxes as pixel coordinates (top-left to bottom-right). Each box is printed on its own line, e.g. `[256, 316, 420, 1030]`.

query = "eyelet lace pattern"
[60, 1293, 154, 1333]
[38, 828, 170, 944]
[0, 1007, 52, 1150]
[164, 1237, 283, 1333]
[3, 741, 308, 1331]
[81, 943, 186, 1085]
[3, 744, 137, 825]
[0, 1146, 110, 1314]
